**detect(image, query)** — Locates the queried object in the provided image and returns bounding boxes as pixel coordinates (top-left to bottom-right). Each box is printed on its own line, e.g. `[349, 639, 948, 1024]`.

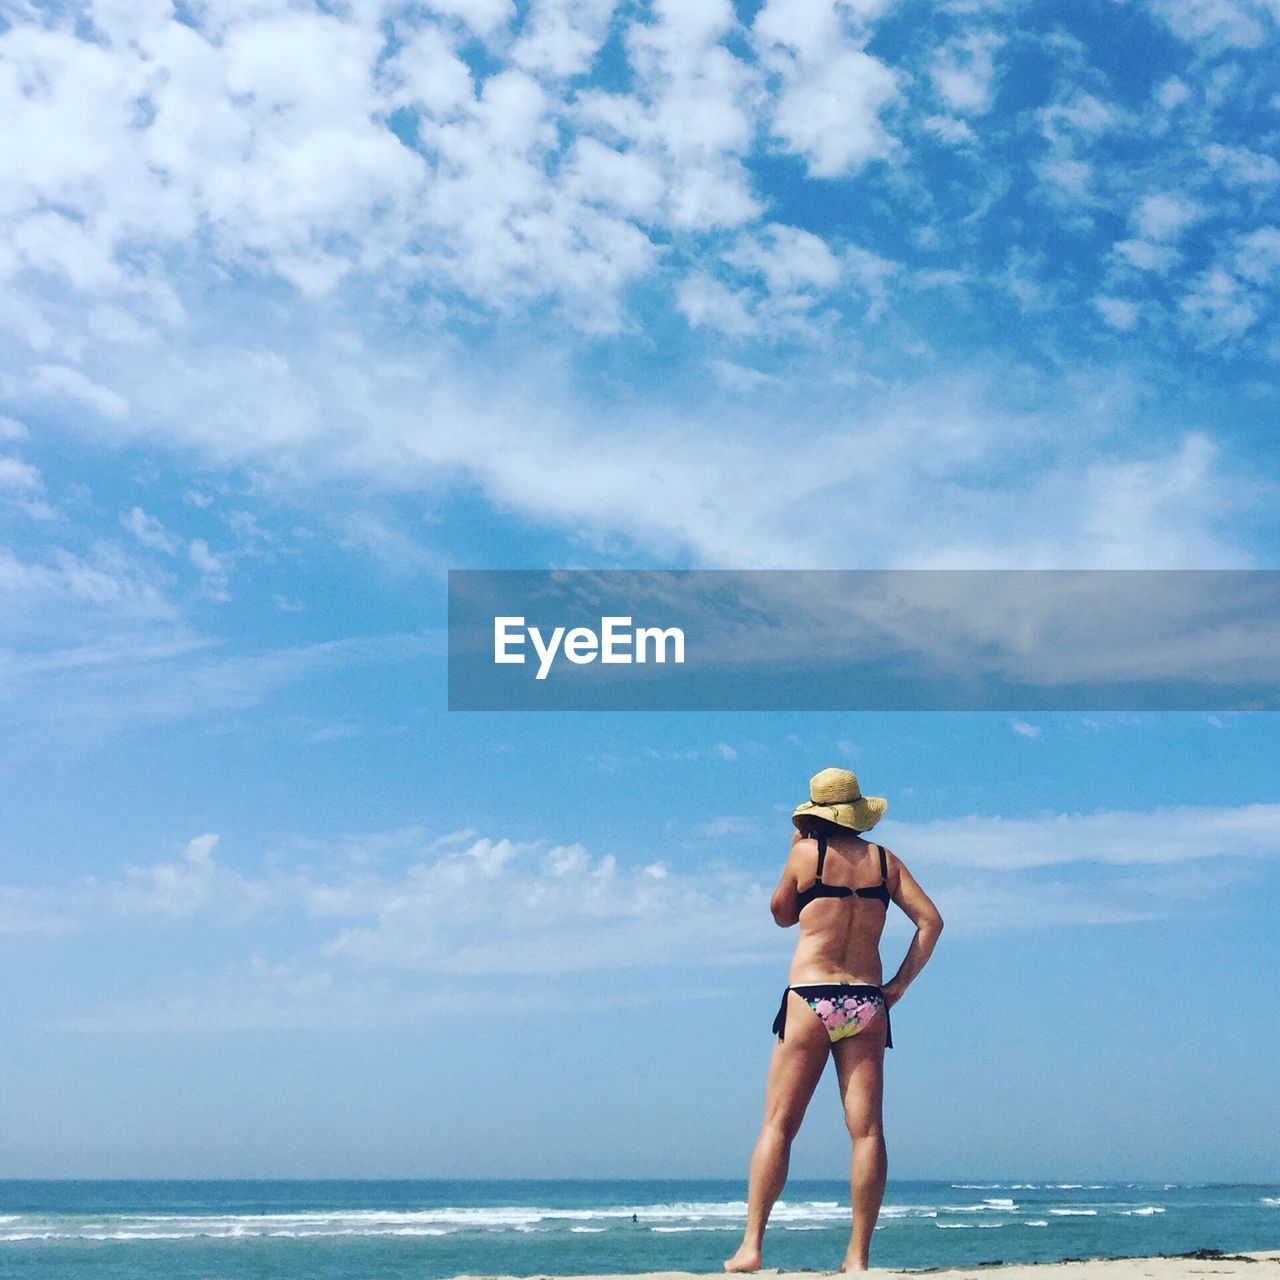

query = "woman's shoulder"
[876, 843, 904, 889]
[786, 834, 823, 879]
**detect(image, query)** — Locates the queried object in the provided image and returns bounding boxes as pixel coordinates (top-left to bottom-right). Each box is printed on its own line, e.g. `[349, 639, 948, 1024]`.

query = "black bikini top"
[795, 836, 891, 912]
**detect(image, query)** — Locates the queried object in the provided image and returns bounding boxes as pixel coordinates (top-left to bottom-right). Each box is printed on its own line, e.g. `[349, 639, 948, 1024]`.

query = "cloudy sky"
[1, 0, 1278, 1180]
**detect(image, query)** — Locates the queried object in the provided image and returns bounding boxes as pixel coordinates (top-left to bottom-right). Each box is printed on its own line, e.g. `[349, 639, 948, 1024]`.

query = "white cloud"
[25, 365, 129, 418]
[121, 506, 183, 556]
[187, 537, 233, 601]
[48, 321, 1257, 574]
[708, 359, 777, 393]
[6, 801, 1278, 1011]
[997, 245, 1060, 314]
[1204, 143, 1280, 187]
[1132, 192, 1203, 241]
[0, 457, 40, 491]
[0, 2, 660, 336]
[317, 833, 779, 973]
[725, 223, 842, 295]
[1074, 432, 1246, 566]
[1040, 91, 1116, 138]
[109, 833, 255, 919]
[1094, 295, 1140, 330]
[426, 0, 515, 38]
[563, 136, 665, 220]
[923, 114, 978, 145]
[1033, 155, 1095, 205]
[3, 799, 1277, 1030]
[753, 0, 900, 178]
[576, 0, 762, 233]
[1146, 0, 1273, 48]
[1167, 226, 1280, 350]
[0, 541, 179, 644]
[1114, 238, 1181, 272]
[930, 30, 1003, 116]
[1179, 267, 1258, 347]
[680, 222, 861, 338]
[1155, 76, 1191, 110]
[1232, 225, 1280, 283]
[0, 0, 1273, 589]
[0, 453, 52, 518]
[0, 0, 1264, 374]
[902, 802, 1280, 870]
[383, 22, 476, 118]
[1031, 90, 1122, 216]
[675, 272, 757, 336]
[1010, 719, 1040, 738]
[513, 0, 619, 78]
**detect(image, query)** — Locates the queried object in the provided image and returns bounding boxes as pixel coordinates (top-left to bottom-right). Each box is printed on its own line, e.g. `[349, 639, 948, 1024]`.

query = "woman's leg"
[832, 1009, 888, 1272]
[725, 990, 830, 1273]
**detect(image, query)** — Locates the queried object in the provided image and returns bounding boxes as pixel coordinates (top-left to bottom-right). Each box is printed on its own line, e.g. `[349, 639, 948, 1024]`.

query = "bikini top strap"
[877, 843, 888, 883]
[815, 834, 828, 882]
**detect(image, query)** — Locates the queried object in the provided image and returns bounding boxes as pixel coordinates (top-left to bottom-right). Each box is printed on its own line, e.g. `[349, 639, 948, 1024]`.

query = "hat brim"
[792, 795, 888, 833]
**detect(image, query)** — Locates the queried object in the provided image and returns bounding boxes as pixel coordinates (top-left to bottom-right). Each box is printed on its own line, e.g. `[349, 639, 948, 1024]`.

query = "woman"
[725, 768, 944, 1274]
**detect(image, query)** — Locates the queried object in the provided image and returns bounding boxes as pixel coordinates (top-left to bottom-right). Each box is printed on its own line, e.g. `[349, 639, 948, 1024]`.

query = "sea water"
[0, 1179, 1276, 1279]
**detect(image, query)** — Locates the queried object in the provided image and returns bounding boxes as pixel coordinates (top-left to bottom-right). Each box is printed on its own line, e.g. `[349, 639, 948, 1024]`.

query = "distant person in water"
[725, 769, 944, 1274]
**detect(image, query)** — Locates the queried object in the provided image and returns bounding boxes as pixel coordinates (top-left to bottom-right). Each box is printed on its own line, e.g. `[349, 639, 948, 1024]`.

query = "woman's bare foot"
[840, 1253, 870, 1272]
[724, 1243, 763, 1272]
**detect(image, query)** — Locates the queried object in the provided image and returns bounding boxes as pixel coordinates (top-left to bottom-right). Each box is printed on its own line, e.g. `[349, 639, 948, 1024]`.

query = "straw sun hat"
[792, 767, 888, 834]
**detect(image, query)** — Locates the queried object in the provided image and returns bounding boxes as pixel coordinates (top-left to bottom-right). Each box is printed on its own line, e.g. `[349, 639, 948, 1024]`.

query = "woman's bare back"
[787, 833, 894, 985]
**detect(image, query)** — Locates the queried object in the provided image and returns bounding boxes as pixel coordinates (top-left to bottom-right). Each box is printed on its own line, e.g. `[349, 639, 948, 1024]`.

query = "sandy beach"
[452, 1248, 1280, 1280]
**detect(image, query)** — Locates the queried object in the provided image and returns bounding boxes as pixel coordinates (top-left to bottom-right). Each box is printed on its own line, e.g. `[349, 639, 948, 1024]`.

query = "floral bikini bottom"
[771, 982, 893, 1048]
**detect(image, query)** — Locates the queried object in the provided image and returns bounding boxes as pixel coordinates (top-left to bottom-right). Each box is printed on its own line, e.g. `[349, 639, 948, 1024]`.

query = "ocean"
[0, 1180, 1276, 1279]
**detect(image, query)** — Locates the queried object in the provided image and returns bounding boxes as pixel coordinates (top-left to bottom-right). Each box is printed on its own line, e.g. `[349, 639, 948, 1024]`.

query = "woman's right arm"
[882, 853, 943, 1005]
[769, 833, 806, 928]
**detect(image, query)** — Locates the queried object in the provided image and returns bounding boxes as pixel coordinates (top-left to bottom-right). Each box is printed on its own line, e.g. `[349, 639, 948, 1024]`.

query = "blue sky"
[1, 0, 1278, 1180]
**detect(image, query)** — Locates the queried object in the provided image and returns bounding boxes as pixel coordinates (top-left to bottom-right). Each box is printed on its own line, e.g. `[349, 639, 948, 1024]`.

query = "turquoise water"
[0, 1180, 1276, 1279]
